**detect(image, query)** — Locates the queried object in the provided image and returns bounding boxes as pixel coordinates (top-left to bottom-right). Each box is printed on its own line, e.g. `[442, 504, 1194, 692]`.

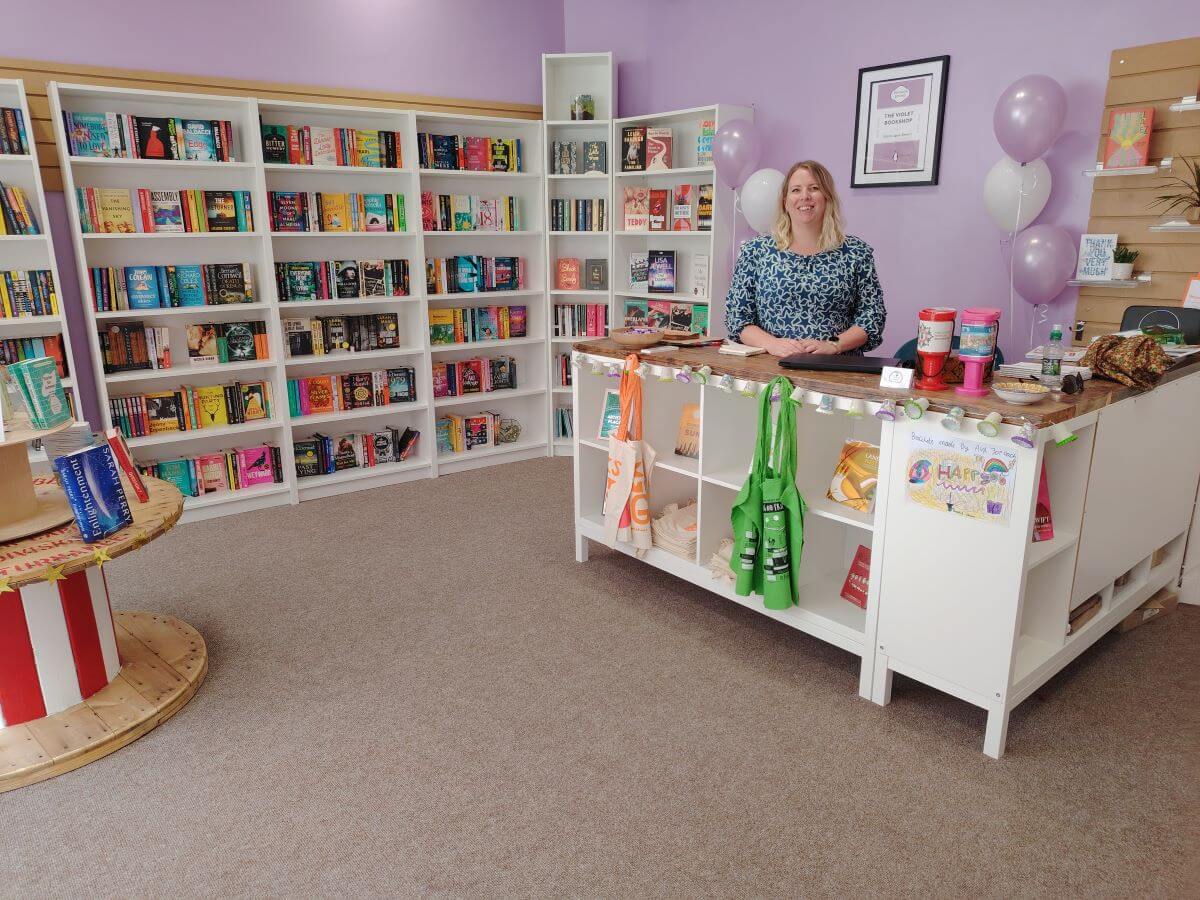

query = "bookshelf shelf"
[418, 169, 539, 180]
[437, 436, 546, 464]
[429, 336, 542, 353]
[615, 230, 712, 237]
[124, 418, 281, 448]
[82, 231, 261, 240]
[615, 290, 711, 303]
[551, 289, 608, 296]
[1067, 275, 1150, 288]
[283, 345, 425, 367]
[547, 172, 609, 180]
[422, 230, 541, 238]
[434, 385, 544, 408]
[615, 165, 715, 179]
[0, 234, 48, 242]
[183, 481, 291, 512]
[262, 163, 414, 175]
[277, 296, 421, 311]
[269, 230, 415, 238]
[104, 359, 276, 383]
[0, 153, 34, 163]
[93, 302, 272, 319]
[427, 289, 542, 300]
[67, 156, 256, 172]
[295, 457, 430, 491]
[547, 230, 607, 237]
[291, 401, 428, 426]
[544, 119, 612, 127]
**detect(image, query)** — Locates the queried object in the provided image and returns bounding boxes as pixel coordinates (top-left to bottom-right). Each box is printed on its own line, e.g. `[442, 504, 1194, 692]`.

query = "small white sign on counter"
[1183, 274, 1200, 310]
[880, 366, 914, 389]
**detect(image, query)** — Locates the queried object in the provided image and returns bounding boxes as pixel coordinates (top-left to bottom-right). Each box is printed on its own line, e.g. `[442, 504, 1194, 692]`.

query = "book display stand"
[0, 475, 206, 792]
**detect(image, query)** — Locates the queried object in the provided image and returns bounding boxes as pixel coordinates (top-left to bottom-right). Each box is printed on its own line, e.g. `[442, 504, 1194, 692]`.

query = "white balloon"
[738, 167, 785, 234]
[983, 156, 1051, 232]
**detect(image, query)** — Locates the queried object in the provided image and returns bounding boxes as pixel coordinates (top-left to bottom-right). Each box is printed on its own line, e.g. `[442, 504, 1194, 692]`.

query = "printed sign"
[905, 431, 1017, 524]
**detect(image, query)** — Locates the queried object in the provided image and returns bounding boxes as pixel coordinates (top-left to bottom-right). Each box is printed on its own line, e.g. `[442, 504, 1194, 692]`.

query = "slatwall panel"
[1075, 37, 1200, 344]
[0, 56, 541, 191]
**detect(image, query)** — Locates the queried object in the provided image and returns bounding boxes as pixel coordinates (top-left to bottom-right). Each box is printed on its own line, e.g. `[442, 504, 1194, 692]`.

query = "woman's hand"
[807, 339, 842, 355]
[765, 337, 811, 357]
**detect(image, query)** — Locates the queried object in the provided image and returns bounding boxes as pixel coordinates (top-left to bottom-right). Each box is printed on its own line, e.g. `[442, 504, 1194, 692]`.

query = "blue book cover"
[175, 265, 205, 306]
[157, 266, 172, 307]
[454, 256, 480, 292]
[155, 458, 196, 496]
[124, 266, 161, 309]
[181, 119, 217, 161]
[53, 444, 132, 543]
[65, 112, 112, 157]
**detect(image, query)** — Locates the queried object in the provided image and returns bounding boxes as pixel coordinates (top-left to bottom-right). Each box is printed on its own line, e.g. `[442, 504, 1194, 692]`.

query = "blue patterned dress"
[724, 234, 886, 352]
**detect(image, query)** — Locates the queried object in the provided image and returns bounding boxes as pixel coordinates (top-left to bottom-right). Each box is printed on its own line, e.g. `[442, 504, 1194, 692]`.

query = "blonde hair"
[772, 160, 846, 253]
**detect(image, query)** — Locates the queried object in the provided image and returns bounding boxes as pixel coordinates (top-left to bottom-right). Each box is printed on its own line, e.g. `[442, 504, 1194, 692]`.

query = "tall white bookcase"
[0, 78, 83, 461]
[257, 99, 433, 501]
[48, 81, 295, 523]
[541, 52, 615, 457]
[417, 110, 548, 475]
[612, 104, 752, 343]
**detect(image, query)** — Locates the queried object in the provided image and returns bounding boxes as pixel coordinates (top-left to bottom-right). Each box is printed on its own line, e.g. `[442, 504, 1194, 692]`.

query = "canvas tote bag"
[731, 377, 806, 610]
[603, 354, 656, 555]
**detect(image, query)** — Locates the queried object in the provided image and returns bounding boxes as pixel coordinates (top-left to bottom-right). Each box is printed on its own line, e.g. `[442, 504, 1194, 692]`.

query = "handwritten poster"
[1076, 233, 1118, 281]
[905, 431, 1017, 525]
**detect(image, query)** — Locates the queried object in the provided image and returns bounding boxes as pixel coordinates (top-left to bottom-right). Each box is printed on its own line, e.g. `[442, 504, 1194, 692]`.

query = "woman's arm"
[802, 325, 869, 355]
[725, 242, 808, 357]
[851, 244, 887, 352]
[739, 324, 811, 357]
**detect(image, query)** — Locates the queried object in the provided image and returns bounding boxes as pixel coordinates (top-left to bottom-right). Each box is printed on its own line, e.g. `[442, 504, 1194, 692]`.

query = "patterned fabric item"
[1079, 334, 1171, 389]
[724, 233, 886, 351]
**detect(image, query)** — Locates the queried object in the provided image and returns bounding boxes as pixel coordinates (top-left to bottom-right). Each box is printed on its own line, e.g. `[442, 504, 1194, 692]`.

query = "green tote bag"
[731, 377, 807, 610]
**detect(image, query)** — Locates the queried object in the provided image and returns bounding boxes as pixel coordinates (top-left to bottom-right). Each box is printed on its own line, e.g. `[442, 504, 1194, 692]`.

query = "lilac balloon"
[712, 119, 762, 189]
[993, 74, 1068, 163]
[1012, 225, 1076, 305]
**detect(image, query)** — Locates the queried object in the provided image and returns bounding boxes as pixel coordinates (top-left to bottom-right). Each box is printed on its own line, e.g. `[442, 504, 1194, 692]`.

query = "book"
[261, 125, 288, 163]
[840, 545, 871, 609]
[555, 257, 581, 290]
[827, 440, 879, 513]
[622, 187, 649, 231]
[1104, 107, 1154, 169]
[691, 304, 709, 335]
[697, 184, 714, 231]
[64, 112, 113, 157]
[104, 429, 149, 502]
[697, 120, 716, 165]
[675, 402, 700, 458]
[1033, 461, 1054, 542]
[648, 189, 669, 231]
[53, 444, 132, 542]
[181, 120, 217, 161]
[585, 258, 608, 291]
[9, 356, 71, 428]
[428, 308, 456, 344]
[646, 300, 671, 328]
[1075, 233, 1118, 281]
[645, 127, 672, 171]
[621, 126, 647, 171]
[671, 185, 694, 230]
[125, 266, 162, 309]
[669, 303, 694, 332]
[194, 384, 230, 427]
[205, 191, 239, 232]
[97, 188, 137, 233]
[582, 141, 606, 173]
[691, 254, 710, 298]
[647, 250, 676, 293]
[150, 190, 185, 233]
[629, 251, 649, 289]
[134, 117, 174, 160]
[598, 389, 622, 439]
[623, 298, 649, 327]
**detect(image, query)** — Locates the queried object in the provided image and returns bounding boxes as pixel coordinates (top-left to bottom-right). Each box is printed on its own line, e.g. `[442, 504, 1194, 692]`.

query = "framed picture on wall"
[851, 55, 950, 188]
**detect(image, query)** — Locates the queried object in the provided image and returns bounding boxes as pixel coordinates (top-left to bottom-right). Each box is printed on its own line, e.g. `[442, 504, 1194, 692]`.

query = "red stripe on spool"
[58, 570, 108, 699]
[0, 590, 48, 725]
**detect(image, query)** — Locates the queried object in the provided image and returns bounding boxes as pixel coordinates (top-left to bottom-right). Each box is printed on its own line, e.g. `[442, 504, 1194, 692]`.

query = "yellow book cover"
[193, 384, 229, 428]
[309, 318, 325, 355]
[428, 307, 455, 344]
[675, 403, 701, 458]
[321, 193, 350, 232]
[97, 188, 136, 233]
[0, 277, 12, 316]
[498, 306, 510, 339]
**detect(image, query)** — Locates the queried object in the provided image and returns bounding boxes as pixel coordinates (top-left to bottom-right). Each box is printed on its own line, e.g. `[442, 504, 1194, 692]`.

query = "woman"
[725, 161, 886, 356]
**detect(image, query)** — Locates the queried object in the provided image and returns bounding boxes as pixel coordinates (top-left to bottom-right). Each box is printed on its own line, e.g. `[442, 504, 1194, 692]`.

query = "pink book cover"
[197, 454, 229, 493]
[647, 300, 672, 328]
[465, 136, 488, 171]
[509, 305, 527, 337]
[432, 363, 450, 398]
[238, 445, 277, 487]
[476, 198, 498, 231]
[1104, 107, 1154, 169]
[840, 545, 871, 609]
[298, 377, 311, 416]
[1032, 461, 1054, 542]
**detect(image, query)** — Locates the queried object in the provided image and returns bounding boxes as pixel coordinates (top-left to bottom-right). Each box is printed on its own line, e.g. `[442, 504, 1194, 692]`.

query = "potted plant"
[1150, 157, 1200, 224]
[1112, 245, 1139, 280]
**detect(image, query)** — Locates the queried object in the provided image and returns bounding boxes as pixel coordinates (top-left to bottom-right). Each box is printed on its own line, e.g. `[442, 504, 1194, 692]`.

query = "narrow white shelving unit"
[542, 52, 615, 457]
[48, 81, 295, 522]
[0, 78, 83, 463]
[256, 98, 433, 501]
[416, 110, 548, 474]
[611, 103, 752, 346]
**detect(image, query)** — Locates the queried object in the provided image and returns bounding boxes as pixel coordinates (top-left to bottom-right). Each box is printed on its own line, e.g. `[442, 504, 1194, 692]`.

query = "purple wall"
[3, 0, 565, 426]
[566, 0, 1199, 357]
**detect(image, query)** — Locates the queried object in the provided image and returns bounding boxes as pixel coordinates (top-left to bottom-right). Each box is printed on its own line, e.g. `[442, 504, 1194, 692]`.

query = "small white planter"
[1111, 262, 1134, 280]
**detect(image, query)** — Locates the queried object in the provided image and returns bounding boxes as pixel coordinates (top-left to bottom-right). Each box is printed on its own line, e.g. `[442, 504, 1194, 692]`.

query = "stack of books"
[268, 191, 406, 233]
[62, 111, 237, 160]
[261, 124, 403, 168]
[138, 445, 285, 498]
[89, 263, 254, 311]
[0, 107, 31, 154]
[549, 198, 606, 232]
[552, 303, 609, 338]
[431, 356, 517, 397]
[435, 411, 521, 453]
[550, 140, 606, 174]
[427, 305, 526, 345]
[275, 259, 410, 301]
[75, 187, 254, 233]
[281, 312, 401, 357]
[425, 256, 524, 294]
[0, 335, 69, 378]
[294, 427, 419, 477]
[7, 356, 72, 429]
[420, 193, 521, 231]
[108, 380, 273, 438]
[416, 133, 522, 172]
[287, 367, 418, 417]
[0, 269, 57, 316]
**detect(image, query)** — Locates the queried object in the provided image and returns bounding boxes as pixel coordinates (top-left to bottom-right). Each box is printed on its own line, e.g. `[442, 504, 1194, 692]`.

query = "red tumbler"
[915, 307, 957, 391]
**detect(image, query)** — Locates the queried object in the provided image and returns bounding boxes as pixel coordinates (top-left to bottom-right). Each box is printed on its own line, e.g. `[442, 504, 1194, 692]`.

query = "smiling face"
[786, 166, 827, 231]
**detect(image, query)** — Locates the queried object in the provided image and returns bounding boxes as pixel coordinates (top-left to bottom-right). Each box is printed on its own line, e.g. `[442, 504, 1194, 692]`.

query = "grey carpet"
[2, 458, 1197, 897]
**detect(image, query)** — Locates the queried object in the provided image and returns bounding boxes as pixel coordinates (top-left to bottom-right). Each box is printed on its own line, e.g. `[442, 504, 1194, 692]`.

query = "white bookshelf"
[48, 81, 295, 522]
[257, 98, 434, 501]
[542, 52, 615, 457]
[612, 103, 751, 357]
[0, 78, 83, 464]
[416, 109, 549, 474]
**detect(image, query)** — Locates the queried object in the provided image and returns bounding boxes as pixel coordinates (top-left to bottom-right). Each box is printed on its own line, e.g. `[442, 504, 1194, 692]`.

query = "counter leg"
[575, 531, 589, 563]
[983, 704, 1010, 759]
[871, 656, 893, 706]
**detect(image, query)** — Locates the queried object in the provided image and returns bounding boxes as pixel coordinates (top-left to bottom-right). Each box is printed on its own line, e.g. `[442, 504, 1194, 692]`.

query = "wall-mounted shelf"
[1168, 96, 1199, 112]
[1148, 220, 1200, 233]
[1068, 274, 1151, 288]
[1083, 158, 1172, 177]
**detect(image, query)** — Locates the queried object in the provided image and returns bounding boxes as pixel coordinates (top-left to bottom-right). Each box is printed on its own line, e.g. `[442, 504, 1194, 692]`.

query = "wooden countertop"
[573, 339, 1200, 427]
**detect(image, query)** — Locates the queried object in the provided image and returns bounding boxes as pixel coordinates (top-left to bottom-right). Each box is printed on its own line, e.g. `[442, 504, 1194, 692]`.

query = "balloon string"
[732, 189, 741, 308]
[1008, 169, 1025, 357]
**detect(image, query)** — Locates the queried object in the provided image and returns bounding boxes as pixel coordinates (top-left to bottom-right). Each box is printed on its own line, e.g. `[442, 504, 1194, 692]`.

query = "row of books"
[424, 256, 525, 295]
[436, 411, 522, 454]
[416, 133, 522, 172]
[622, 298, 708, 333]
[0, 334, 69, 377]
[555, 353, 572, 388]
[697, 121, 716, 165]
[108, 380, 274, 438]
[75, 187, 254, 234]
[622, 185, 712, 232]
[0, 270, 58, 317]
[0, 108, 30, 155]
[261, 124, 404, 168]
[188, 321, 270, 364]
[631, 251, 709, 298]
[419, 192, 522, 232]
[554, 257, 608, 291]
[62, 112, 237, 161]
[275, 258, 411, 302]
[428, 305, 526, 345]
[553, 303, 609, 338]
[7, 357, 72, 429]
[432, 355, 517, 398]
[294, 427, 420, 477]
[554, 406, 573, 439]
[550, 140, 606, 175]
[267, 191, 407, 233]
[139, 446, 285, 499]
[622, 123, 713, 172]
[0, 182, 41, 235]
[287, 366, 418, 417]
[88, 262, 254, 311]
[99, 323, 171, 373]
[549, 198, 607, 232]
[282, 312, 401, 357]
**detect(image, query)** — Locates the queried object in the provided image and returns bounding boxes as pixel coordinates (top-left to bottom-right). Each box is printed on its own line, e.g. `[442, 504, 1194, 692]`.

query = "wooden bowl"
[611, 327, 663, 349]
